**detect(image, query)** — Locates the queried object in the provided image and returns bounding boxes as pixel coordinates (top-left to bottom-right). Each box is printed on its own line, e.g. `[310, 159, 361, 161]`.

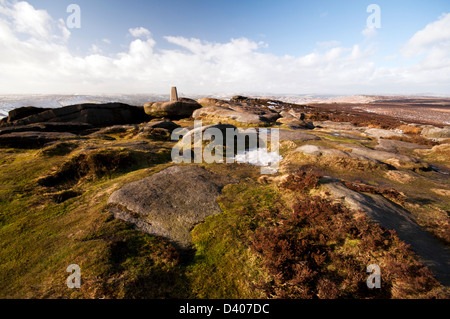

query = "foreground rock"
[107, 166, 237, 249]
[323, 179, 450, 286]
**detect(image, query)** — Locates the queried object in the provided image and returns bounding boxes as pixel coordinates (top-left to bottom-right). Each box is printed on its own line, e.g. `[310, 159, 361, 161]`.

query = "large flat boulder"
[277, 129, 320, 142]
[313, 121, 359, 131]
[343, 144, 430, 170]
[0, 131, 77, 148]
[364, 128, 404, 139]
[323, 179, 450, 286]
[375, 138, 430, 153]
[420, 126, 450, 141]
[176, 123, 239, 150]
[141, 120, 180, 132]
[6, 106, 50, 123]
[193, 99, 280, 125]
[0, 122, 93, 135]
[107, 166, 237, 249]
[144, 98, 202, 119]
[10, 103, 148, 127]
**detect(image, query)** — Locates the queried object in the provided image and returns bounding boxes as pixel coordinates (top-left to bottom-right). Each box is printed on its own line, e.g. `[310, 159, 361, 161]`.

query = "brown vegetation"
[343, 181, 406, 204]
[36, 148, 166, 188]
[249, 168, 445, 298]
[380, 135, 438, 147]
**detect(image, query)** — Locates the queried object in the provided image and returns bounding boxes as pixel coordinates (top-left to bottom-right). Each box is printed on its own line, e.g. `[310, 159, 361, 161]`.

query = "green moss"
[187, 182, 277, 299]
[0, 145, 184, 299]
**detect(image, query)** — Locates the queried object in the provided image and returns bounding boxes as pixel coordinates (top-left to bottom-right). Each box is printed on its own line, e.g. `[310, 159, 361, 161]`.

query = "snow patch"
[234, 148, 283, 167]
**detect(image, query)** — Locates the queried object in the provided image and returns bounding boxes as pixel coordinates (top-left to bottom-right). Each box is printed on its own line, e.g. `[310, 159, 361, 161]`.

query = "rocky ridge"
[1, 92, 449, 297]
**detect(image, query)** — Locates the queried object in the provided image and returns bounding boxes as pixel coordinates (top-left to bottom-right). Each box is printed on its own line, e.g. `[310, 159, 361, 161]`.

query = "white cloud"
[316, 40, 341, 48]
[362, 26, 378, 39]
[402, 13, 450, 57]
[0, 1, 449, 95]
[11, 1, 52, 38]
[129, 27, 151, 39]
[89, 44, 102, 54]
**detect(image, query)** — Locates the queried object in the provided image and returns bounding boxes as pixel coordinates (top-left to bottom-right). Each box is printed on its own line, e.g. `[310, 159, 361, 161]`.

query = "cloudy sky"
[0, 0, 449, 95]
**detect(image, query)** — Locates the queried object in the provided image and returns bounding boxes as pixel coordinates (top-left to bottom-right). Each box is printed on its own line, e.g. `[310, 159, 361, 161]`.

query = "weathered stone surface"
[140, 120, 180, 133]
[7, 106, 50, 123]
[364, 128, 404, 139]
[178, 123, 238, 146]
[277, 130, 320, 142]
[276, 117, 314, 129]
[343, 144, 429, 170]
[324, 132, 371, 141]
[375, 138, 430, 153]
[10, 103, 149, 127]
[280, 143, 390, 174]
[193, 98, 280, 125]
[193, 106, 278, 125]
[0, 122, 93, 135]
[296, 144, 349, 157]
[420, 126, 450, 141]
[197, 98, 230, 108]
[313, 121, 359, 131]
[295, 144, 379, 163]
[280, 109, 305, 121]
[92, 125, 138, 135]
[230, 95, 253, 103]
[323, 179, 450, 285]
[107, 166, 238, 249]
[0, 131, 77, 148]
[144, 98, 201, 119]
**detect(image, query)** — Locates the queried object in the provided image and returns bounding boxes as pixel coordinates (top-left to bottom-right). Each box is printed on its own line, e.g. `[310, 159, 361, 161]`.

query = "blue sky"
[1, 0, 450, 95]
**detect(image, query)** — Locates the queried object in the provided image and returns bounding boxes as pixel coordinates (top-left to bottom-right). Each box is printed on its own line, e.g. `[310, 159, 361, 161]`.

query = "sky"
[0, 0, 449, 95]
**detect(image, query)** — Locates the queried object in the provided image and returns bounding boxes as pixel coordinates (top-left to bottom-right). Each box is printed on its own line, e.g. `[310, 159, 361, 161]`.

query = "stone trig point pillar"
[171, 87, 179, 102]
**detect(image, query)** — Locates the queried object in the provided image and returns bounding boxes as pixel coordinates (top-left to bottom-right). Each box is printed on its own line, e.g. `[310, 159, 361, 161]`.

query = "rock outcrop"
[193, 98, 280, 125]
[364, 128, 405, 139]
[375, 138, 430, 153]
[7, 103, 149, 127]
[343, 144, 430, 170]
[142, 119, 180, 132]
[144, 98, 202, 119]
[107, 166, 237, 249]
[0, 131, 77, 148]
[6, 106, 50, 123]
[323, 179, 450, 286]
[420, 126, 450, 142]
[276, 109, 314, 129]
[0, 122, 93, 135]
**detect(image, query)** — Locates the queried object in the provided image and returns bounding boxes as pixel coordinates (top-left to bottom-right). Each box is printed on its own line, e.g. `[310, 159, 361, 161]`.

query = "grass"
[187, 182, 277, 299]
[1, 110, 448, 299]
[186, 167, 449, 299]
[0, 142, 184, 299]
